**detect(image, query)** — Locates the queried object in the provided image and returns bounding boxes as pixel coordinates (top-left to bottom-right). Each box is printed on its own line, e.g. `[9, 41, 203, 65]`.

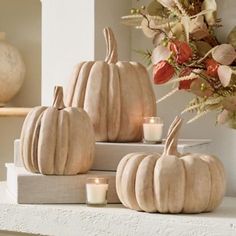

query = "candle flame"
[95, 178, 99, 184]
[150, 118, 155, 123]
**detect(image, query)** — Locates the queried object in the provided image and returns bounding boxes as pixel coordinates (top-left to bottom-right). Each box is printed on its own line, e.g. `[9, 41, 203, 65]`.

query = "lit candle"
[86, 178, 109, 206]
[143, 117, 163, 143]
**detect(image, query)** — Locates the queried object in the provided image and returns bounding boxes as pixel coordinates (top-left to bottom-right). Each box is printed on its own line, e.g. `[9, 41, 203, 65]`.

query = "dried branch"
[156, 87, 179, 103]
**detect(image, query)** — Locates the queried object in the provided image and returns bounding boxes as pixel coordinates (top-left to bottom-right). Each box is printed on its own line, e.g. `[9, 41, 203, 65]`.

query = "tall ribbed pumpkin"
[65, 27, 156, 142]
[20, 86, 95, 175]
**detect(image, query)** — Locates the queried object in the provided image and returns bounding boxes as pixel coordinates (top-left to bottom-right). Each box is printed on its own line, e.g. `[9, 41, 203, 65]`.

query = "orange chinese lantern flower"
[205, 58, 219, 77]
[179, 80, 193, 90]
[153, 60, 175, 84]
[178, 68, 196, 90]
[169, 40, 192, 64]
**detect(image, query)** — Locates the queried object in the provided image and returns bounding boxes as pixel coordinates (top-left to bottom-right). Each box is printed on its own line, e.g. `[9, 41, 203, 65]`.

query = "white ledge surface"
[0, 182, 236, 236]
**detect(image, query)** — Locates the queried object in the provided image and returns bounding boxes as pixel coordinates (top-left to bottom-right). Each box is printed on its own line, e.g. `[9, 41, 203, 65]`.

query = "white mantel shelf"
[0, 182, 236, 236]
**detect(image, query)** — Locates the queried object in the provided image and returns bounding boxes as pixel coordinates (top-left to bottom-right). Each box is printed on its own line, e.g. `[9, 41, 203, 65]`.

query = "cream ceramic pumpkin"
[20, 86, 95, 175]
[65, 27, 156, 142]
[0, 32, 25, 106]
[116, 116, 225, 213]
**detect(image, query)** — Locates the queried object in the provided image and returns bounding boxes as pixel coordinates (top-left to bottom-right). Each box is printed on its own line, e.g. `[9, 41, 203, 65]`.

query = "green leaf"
[133, 49, 152, 66]
[147, 0, 165, 16]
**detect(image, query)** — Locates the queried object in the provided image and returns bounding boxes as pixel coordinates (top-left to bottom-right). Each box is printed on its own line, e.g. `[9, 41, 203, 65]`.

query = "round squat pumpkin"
[20, 86, 95, 175]
[116, 116, 225, 213]
[65, 27, 156, 142]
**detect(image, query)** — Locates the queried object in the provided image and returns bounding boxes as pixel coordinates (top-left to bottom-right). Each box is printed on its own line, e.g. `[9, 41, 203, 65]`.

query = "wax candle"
[143, 117, 163, 143]
[86, 178, 108, 206]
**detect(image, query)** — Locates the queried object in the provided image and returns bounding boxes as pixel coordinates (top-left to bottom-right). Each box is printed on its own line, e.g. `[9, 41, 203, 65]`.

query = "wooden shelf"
[0, 107, 32, 117]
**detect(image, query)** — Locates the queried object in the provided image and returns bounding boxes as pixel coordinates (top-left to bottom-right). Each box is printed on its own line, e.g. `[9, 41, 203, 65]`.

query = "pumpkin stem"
[53, 86, 65, 109]
[104, 27, 118, 64]
[163, 116, 182, 156]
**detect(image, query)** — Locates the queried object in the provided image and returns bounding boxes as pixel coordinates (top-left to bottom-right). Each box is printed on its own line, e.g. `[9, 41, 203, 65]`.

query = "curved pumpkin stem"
[163, 116, 183, 156]
[53, 86, 65, 109]
[166, 116, 180, 152]
[104, 27, 118, 64]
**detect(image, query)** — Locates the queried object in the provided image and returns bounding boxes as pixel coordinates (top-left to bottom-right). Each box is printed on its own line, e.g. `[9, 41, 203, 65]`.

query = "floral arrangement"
[122, 0, 236, 128]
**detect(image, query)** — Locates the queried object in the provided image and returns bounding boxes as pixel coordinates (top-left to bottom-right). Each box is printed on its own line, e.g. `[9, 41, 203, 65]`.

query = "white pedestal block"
[6, 163, 119, 204]
[14, 139, 211, 171]
[93, 139, 211, 171]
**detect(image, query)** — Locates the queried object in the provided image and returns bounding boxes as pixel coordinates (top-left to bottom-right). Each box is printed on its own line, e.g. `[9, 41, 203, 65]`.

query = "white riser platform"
[6, 164, 119, 204]
[94, 139, 210, 171]
[0, 182, 235, 236]
[14, 139, 211, 171]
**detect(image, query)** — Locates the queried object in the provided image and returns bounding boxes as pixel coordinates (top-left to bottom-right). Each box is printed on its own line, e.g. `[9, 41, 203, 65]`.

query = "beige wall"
[95, 0, 131, 61]
[41, 0, 95, 105]
[0, 0, 41, 180]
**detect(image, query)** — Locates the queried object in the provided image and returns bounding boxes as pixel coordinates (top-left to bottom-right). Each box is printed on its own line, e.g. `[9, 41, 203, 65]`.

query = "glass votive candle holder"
[143, 117, 163, 144]
[86, 178, 109, 206]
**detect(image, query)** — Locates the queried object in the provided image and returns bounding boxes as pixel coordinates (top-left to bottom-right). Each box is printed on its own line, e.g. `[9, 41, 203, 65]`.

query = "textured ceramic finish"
[20, 87, 95, 175]
[65, 28, 156, 142]
[116, 117, 226, 213]
[0, 33, 25, 106]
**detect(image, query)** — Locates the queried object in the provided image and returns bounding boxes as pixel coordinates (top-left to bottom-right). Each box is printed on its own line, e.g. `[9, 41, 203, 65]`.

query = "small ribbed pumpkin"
[116, 116, 226, 213]
[20, 86, 95, 175]
[65, 27, 156, 142]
